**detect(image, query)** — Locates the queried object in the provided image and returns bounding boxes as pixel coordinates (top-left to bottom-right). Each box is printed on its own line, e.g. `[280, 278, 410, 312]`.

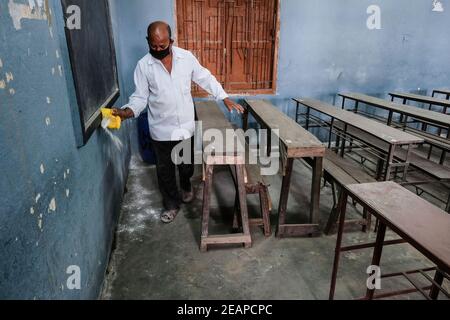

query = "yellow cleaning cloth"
[101, 108, 121, 130]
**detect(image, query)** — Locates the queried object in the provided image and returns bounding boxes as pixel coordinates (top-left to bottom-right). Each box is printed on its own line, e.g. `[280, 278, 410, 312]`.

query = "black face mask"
[150, 44, 171, 60]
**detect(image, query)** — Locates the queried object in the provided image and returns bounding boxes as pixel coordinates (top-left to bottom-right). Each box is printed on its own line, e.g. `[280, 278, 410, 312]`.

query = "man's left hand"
[223, 98, 245, 114]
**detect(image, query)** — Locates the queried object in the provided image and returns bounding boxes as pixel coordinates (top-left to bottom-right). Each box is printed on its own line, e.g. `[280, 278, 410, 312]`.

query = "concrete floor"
[101, 155, 447, 300]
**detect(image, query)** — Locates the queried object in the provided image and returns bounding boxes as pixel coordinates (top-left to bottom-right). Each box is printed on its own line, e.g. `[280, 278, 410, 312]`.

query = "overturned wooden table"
[330, 181, 450, 300]
[244, 99, 325, 238]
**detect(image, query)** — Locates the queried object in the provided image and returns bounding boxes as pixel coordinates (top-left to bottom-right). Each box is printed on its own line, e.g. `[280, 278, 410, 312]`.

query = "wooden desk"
[195, 101, 251, 251]
[340, 93, 450, 131]
[340, 92, 450, 164]
[330, 181, 450, 300]
[433, 89, 450, 100]
[389, 92, 450, 114]
[244, 99, 325, 238]
[294, 98, 423, 181]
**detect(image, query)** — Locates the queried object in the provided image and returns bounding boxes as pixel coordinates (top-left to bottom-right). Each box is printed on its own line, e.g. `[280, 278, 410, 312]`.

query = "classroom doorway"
[176, 0, 280, 97]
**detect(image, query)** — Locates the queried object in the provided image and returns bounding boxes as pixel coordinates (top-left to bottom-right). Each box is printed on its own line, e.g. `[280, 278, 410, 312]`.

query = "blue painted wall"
[110, 0, 450, 139]
[1, 0, 449, 299]
[0, 0, 131, 299]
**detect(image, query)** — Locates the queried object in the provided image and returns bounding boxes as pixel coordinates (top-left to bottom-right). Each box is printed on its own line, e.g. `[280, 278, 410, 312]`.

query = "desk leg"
[243, 108, 249, 131]
[384, 144, 395, 181]
[306, 106, 311, 130]
[340, 124, 348, 158]
[329, 191, 349, 300]
[439, 129, 449, 165]
[295, 102, 300, 124]
[341, 97, 346, 110]
[365, 222, 387, 300]
[236, 164, 252, 248]
[200, 165, 214, 252]
[310, 157, 323, 225]
[387, 111, 394, 126]
[276, 158, 294, 237]
[429, 270, 444, 300]
[403, 145, 411, 181]
[328, 118, 335, 149]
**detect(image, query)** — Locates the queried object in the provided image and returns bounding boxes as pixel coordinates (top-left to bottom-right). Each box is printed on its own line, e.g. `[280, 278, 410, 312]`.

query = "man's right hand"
[112, 108, 135, 120]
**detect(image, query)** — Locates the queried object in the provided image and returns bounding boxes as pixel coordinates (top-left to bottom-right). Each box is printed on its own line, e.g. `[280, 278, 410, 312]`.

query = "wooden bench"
[433, 89, 450, 101]
[195, 101, 251, 252]
[330, 122, 450, 182]
[195, 101, 272, 251]
[244, 99, 325, 238]
[321, 149, 376, 234]
[330, 181, 450, 300]
[340, 92, 450, 164]
[389, 92, 450, 114]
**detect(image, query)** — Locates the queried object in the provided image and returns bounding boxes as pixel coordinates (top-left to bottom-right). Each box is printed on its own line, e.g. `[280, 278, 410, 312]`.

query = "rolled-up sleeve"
[122, 62, 149, 118]
[191, 54, 229, 101]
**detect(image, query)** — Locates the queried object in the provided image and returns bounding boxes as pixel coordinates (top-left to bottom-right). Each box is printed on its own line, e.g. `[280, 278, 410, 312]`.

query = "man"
[113, 21, 244, 224]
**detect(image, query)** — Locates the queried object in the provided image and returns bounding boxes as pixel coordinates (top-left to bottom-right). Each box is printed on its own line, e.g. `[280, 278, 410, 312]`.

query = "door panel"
[177, 0, 278, 96]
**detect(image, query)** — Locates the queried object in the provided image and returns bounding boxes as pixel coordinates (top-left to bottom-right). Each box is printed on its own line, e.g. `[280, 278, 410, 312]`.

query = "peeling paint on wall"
[8, 0, 49, 30]
[30, 207, 34, 215]
[0, 80, 5, 89]
[56, 50, 60, 59]
[35, 193, 41, 203]
[432, 0, 444, 12]
[48, 198, 56, 212]
[45, 117, 51, 126]
[46, 97, 51, 104]
[0, 58, 3, 68]
[58, 65, 63, 76]
[51, 67, 55, 75]
[66, 189, 70, 198]
[9, 88, 15, 95]
[40, 164, 45, 174]
[5, 72, 14, 83]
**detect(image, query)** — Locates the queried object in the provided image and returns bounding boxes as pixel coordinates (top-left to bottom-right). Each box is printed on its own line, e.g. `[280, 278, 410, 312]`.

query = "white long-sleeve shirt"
[122, 46, 229, 141]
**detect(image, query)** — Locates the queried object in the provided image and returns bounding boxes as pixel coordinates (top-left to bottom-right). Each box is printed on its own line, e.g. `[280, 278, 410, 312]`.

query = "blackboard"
[61, 0, 119, 145]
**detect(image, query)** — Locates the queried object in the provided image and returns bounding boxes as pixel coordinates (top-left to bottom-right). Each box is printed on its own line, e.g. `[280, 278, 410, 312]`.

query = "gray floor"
[101, 155, 447, 300]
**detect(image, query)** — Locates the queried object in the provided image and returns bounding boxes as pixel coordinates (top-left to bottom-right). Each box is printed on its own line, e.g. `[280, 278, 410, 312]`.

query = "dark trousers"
[151, 137, 194, 210]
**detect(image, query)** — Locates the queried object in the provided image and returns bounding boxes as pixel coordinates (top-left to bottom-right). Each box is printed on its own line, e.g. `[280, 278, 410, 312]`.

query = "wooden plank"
[201, 234, 252, 245]
[195, 101, 245, 157]
[277, 224, 321, 237]
[325, 150, 376, 184]
[346, 182, 450, 273]
[433, 89, 450, 97]
[195, 101, 233, 131]
[391, 125, 450, 151]
[390, 92, 450, 108]
[244, 99, 325, 158]
[395, 148, 450, 181]
[295, 98, 424, 145]
[323, 158, 357, 186]
[340, 93, 450, 128]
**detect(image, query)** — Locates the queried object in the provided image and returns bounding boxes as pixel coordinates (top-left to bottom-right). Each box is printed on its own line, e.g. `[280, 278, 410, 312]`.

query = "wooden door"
[176, 0, 279, 96]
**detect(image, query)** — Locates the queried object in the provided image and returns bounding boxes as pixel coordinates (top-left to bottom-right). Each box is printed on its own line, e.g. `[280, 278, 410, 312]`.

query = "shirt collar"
[147, 46, 184, 65]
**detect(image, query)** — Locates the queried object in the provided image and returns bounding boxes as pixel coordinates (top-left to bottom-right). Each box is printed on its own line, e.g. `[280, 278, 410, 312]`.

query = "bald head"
[147, 21, 172, 43]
